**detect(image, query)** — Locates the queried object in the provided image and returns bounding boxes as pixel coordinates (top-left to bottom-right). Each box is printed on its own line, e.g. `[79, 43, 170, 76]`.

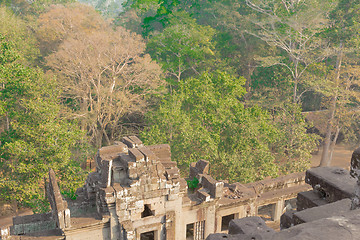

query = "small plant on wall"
[187, 177, 199, 190]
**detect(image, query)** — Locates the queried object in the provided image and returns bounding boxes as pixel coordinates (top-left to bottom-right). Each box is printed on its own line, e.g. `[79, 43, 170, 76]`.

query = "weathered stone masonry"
[1, 136, 310, 240]
[207, 147, 360, 240]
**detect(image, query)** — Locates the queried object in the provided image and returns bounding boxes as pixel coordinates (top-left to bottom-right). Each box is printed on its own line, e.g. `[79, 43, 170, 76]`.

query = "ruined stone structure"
[207, 147, 360, 240]
[0, 136, 311, 240]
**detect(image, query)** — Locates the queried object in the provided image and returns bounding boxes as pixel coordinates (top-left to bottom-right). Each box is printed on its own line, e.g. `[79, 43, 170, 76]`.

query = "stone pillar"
[273, 199, 285, 222]
[350, 147, 360, 210]
[204, 205, 216, 238]
[109, 203, 120, 240]
[160, 222, 167, 240]
[173, 198, 184, 240]
[194, 221, 205, 240]
[121, 221, 134, 240]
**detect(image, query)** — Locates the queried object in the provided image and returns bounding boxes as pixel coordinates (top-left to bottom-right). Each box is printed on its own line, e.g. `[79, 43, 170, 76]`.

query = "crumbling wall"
[83, 136, 187, 240]
[47, 169, 71, 229]
[10, 213, 55, 235]
[4, 136, 319, 240]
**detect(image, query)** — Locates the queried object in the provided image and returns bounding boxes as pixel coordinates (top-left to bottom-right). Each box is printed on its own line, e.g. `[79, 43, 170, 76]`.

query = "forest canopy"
[1, 0, 360, 210]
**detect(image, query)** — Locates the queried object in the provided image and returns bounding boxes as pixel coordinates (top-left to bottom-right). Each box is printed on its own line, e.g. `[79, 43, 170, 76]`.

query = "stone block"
[201, 174, 222, 198]
[100, 159, 113, 187]
[260, 172, 306, 193]
[147, 144, 171, 161]
[117, 201, 128, 211]
[13, 213, 53, 225]
[195, 159, 210, 174]
[98, 143, 128, 159]
[179, 178, 188, 192]
[293, 198, 351, 225]
[149, 183, 159, 191]
[306, 167, 356, 203]
[128, 199, 144, 210]
[215, 182, 224, 198]
[205, 233, 240, 240]
[228, 182, 256, 199]
[189, 159, 210, 179]
[138, 146, 159, 162]
[350, 147, 360, 178]
[64, 208, 71, 228]
[161, 161, 177, 169]
[166, 168, 180, 180]
[228, 216, 275, 237]
[296, 190, 328, 211]
[159, 179, 166, 189]
[121, 136, 137, 148]
[128, 136, 143, 147]
[156, 163, 166, 176]
[99, 187, 115, 204]
[167, 194, 179, 201]
[196, 189, 211, 202]
[128, 167, 139, 179]
[128, 148, 144, 162]
[169, 186, 180, 195]
[273, 208, 360, 240]
[116, 153, 133, 164]
[280, 210, 295, 229]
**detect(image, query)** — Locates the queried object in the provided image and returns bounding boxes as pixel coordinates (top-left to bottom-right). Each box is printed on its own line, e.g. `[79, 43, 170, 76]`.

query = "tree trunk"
[319, 43, 343, 167]
[6, 115, 9, 131]
[293, 81, 298, 103]
[244, 62, 255, 102]
[328, 125, 340, 166]
[102, 128, 111, 146]
[320, 96, 337, 167]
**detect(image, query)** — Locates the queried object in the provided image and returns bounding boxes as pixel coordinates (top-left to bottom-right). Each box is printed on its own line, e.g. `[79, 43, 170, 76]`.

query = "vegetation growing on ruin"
[0, 0, 360, 210]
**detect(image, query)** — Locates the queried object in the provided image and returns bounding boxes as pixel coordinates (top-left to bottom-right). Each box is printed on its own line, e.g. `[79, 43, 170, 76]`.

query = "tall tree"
[245, 0, 335, 103]
[142, 71, 280, 183]
[319, 0, 360, 166]
[0, 36, 86, 211]
[0, 6, 39, 64]
[42, 4, 163, 147]
[36, 3, 106, 56]
[147, 11, 215, 84]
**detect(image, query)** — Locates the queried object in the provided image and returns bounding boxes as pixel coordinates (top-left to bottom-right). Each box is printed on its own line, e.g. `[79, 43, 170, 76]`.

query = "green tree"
[245, 0, 335, 104]
[141, 71, 280, 183]
[0, 6, 39, 64]
[319, 0, 360, 166]
[1, 0, 75, 16]
[273, 103, 318, 173]
[147, 11, 216, 84]
[0, 37, 86, 211]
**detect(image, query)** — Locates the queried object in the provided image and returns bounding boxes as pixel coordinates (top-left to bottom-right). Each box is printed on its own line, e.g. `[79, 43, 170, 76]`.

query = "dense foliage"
[1, 0, 360, 209]
[0, 37, 87, 212]
[142, 72, 280, 182]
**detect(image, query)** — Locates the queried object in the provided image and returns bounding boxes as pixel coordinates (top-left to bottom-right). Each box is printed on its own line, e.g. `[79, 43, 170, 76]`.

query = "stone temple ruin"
[1, 136, 360, 239]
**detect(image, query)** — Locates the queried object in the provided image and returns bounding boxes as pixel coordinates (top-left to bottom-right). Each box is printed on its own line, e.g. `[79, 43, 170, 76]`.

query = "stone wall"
[10, 213, 55, 235]
[47, 169, 71, 230]
[5, 136, 312, 240]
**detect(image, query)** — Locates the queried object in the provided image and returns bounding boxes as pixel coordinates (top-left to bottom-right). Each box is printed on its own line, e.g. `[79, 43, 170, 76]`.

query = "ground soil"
[310, 144, 354, 169]
[0, 207, 33, 228]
